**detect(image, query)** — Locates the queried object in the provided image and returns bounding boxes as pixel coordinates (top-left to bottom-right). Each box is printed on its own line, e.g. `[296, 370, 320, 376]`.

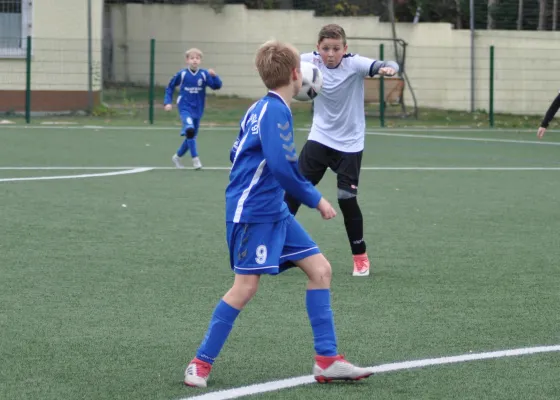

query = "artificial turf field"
[1, 124, 559, 400]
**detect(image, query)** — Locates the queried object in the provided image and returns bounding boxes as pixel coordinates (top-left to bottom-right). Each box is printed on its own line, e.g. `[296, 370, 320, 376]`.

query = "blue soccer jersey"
[226, 91, 322, 223]
[164, 68, 222, 119]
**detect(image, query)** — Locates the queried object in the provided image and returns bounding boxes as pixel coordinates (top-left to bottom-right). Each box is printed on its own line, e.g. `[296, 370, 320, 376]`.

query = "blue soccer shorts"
[179, 111, 200, 137]
[226, 214, 321, 275]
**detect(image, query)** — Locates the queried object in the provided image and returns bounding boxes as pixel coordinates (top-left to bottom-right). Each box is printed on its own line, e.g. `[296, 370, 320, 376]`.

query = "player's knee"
[337, 188, 356, 200]
[228, 276, 260, 307]
[317, 259, 332, 285]
[186, 128, 196, 139]
[309, 256, 332, 286]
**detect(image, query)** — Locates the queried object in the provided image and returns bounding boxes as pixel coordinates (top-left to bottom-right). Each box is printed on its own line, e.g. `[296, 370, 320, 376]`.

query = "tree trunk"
[487, 0, 497, 29]
[553, 0, 558, 30]
[517, 0, 523, 30]
[387, 0, 400, 65]
[538, 0, 546, 30]
[455, 0, 462, 29]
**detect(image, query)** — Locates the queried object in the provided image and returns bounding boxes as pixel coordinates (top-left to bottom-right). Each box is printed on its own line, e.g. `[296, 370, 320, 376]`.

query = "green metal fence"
[0, 36, 555, 130]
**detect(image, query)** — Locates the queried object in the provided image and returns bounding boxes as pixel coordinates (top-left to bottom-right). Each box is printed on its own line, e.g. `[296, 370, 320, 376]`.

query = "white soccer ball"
[294, 61, 323, 101]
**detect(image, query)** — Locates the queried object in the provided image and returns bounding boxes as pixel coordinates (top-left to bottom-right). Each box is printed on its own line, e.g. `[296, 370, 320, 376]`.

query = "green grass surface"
[1, 125, 559, 400]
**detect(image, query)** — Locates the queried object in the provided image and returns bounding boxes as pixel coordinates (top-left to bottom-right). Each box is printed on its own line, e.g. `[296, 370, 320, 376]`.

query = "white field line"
[181, 345, 560, 400]
[0, 167, 152, 183]
[1, 124, 560, 146]
[1, 166, 560, 172]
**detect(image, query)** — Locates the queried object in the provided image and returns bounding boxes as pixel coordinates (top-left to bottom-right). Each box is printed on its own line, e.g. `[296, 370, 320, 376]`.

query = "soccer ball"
[294, 61, 323, 101]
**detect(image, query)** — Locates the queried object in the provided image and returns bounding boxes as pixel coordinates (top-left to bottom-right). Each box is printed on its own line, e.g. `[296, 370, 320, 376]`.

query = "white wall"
[107, 4, 560, 115]
[0, 0, 104, 91]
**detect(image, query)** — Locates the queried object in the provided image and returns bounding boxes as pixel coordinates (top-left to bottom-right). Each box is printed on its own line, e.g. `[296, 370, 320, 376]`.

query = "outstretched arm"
[351, 55, 399, 78]
[370, 60, 400, 77]
[538, 92, 560, 138]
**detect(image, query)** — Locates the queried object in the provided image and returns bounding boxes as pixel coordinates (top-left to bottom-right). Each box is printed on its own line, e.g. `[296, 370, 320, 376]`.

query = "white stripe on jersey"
[176, 71, 187, 104]
[232, 102, 269, 222]
[233, 159, 267, 223]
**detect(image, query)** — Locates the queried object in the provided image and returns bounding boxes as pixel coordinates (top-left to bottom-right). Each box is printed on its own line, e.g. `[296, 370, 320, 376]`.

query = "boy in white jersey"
[285, 24, 399, 277]
[183, 40, 373, 388]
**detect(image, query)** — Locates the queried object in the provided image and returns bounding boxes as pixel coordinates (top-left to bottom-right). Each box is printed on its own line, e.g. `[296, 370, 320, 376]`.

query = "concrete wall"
[109, 4, 560, 114]
[0, 0, 104, 99]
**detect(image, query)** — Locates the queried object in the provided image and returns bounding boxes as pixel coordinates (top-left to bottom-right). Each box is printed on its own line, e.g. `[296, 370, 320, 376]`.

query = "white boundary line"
[1, 125, 559, 146]
[0, 167, 152, 183]
[1, 166, 560, 171]
[364, 131, 560, 146]
[2, 125, 560, 133]
[181, 345, 560, 400]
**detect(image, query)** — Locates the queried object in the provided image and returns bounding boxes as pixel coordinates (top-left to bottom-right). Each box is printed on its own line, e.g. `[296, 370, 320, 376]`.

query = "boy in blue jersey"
[184, 40, 373, 388]
[164, 48, 222, 170]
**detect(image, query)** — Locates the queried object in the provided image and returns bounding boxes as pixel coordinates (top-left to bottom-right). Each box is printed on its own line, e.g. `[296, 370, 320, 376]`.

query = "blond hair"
[318, 24, 347, 45]
[185, 48, 203, 58]
[255, 40, 300, 90]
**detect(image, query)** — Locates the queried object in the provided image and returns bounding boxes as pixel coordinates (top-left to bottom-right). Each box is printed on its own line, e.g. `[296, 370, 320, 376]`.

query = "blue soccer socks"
[177, 139, 190, 157]
[306, 289, 338, 357]
[195, 300, 240, 364]
[187, 138, 198, 158]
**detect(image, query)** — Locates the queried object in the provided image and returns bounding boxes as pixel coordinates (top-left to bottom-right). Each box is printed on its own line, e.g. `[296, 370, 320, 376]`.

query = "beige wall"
[109, 4, 560, 115]
[0, 0, 104, 92]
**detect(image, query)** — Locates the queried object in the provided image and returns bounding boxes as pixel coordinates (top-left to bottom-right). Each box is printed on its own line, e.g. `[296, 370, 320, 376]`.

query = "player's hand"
[164, 104, 172, 112]
[317, 198, 337, 220]
[208, 69, 216, 77]
[537, 127, 547, 139]
[378, 67, 397, 76]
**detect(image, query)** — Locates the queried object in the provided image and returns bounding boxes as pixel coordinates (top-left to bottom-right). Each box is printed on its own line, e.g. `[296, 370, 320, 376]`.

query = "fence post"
[489, 45, 494, 128]
[149, 38, 156, 125]
[87, 0, 93, 114]
[379, 43, 385, 128]
[25, 36, 32, 124]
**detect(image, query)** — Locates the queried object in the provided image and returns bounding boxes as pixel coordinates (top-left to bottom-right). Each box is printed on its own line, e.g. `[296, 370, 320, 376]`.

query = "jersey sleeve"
[259, 105, 322, 209]
[203, 69, 223, 90]
[164, 71, 181, 104]
[349, 55, 378, 78]
[349, 54, 400, 78]
[540, 92, 560, 128]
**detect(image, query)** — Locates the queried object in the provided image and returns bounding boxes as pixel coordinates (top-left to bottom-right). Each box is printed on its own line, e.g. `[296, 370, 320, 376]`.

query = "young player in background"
[183, 40, 373, 388]
[164, 48, 222, 170]
[284, 24, 399, 277]
[537, 90, 560, 138]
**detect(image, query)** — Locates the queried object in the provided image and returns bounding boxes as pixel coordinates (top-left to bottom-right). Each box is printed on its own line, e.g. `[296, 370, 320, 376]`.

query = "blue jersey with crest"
[164, 68, 222, 119]
[226, 91, 322, 223]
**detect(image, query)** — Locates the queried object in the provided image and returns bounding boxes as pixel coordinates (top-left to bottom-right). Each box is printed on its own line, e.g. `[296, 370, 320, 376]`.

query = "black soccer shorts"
[298, 139, 363, 195]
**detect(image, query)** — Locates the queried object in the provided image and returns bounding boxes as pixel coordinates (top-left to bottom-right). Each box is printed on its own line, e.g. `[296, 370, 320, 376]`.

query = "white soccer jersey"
[301, 52, 376, 153]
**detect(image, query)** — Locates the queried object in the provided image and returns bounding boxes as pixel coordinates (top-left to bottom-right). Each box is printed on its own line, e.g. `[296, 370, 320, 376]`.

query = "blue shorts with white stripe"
[226, 214, 321, 275]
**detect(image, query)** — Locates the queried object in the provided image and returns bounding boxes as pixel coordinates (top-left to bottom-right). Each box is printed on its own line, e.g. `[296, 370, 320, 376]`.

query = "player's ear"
[291, 67, 299, 81]
[343, 44, 348, 53]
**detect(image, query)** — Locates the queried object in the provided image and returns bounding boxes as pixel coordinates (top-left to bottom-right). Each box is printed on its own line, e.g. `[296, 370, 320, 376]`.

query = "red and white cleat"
[184, 358, 212, 388]
[352, 253, 370, 277]
[313, 354, 373, 383]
